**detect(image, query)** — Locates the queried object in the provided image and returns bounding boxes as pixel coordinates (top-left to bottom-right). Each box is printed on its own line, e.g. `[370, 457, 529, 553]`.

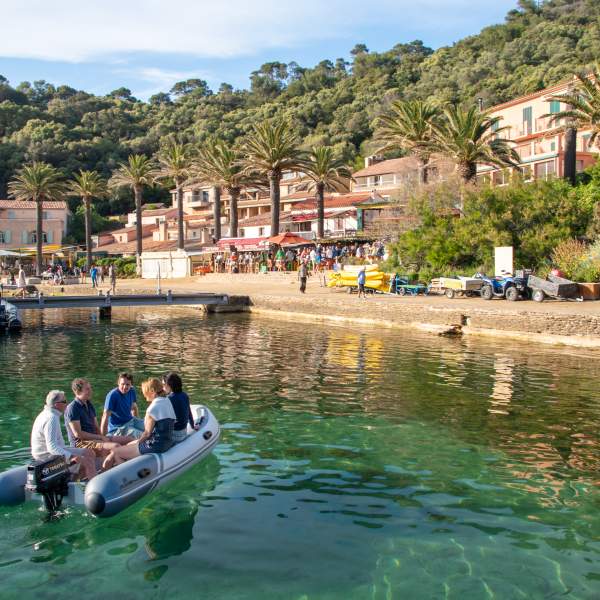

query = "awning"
[217, 237, 268, 250]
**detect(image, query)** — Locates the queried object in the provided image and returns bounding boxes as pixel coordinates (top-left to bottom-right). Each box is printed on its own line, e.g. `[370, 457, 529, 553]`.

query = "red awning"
[217, 237, 268, 250]
[265, 232, 313, 246]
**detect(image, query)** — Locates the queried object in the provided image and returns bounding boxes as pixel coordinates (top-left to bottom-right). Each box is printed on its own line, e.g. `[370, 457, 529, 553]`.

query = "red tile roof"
[0, 199, 68, 209]
[98, 239, 208, 254]
[142, 207, 178, 217]
[352, 157, 420, 178]
[110, 223, 157, 236]
[293, 192, 374, 210]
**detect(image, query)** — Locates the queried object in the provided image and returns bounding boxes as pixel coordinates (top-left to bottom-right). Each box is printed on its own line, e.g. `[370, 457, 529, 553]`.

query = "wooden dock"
[8, 291, 230, 311]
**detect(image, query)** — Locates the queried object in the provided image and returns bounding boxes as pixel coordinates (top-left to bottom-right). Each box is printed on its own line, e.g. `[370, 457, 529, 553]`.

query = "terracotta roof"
[291, 209, 354, 223]
[99, 239, 208, 255]
[183, 212, 212, 221]
[293, 192, 375, 210]
[352, 157, 421, 178]
[141, 207, 178, 217]
[0, 199, 68, 210]
[110, 223, 157, 236]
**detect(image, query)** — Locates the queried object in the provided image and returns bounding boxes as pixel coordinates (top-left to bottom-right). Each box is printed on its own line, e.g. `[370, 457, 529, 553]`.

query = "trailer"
[428, 277, 483, 299]
[389, 275, 429, 296]
[527, 274, 580, 302]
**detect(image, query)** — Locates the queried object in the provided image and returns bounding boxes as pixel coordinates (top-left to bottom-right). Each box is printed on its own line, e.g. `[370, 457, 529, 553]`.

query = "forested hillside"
[0, 0, 598, 214]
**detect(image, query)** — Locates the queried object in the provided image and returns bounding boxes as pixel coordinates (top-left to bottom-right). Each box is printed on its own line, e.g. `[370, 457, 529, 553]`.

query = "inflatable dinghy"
[0, 405, 219, 517]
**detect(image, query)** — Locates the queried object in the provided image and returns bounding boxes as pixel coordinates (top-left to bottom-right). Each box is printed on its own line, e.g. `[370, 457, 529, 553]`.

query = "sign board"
[494, 246, 514, 276]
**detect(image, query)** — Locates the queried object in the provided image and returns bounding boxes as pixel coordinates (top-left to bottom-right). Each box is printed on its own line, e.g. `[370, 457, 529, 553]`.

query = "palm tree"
[195, 140, 247, 238]
[241, 120, 304, 236]
[109, 155, 158, 274]
[302, 147, 352, 239]
[155, 143, 193, 249]
[375, 100, 439, 184]
[8, 162, 65, 275]
[68, 170, 106, 269]
[544, 65, 600, 185]
[432, 105, 519, 184]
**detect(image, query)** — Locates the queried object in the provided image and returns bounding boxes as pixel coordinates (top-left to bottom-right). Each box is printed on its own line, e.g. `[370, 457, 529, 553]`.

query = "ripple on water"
[0, 310, 599, 599]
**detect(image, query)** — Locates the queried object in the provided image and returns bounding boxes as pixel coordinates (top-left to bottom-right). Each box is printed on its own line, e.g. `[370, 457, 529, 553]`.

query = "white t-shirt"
[147, 396, 176, 422]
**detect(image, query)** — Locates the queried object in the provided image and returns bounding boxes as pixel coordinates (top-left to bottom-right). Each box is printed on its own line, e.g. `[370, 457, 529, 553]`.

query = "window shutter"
[46, 230, 53, 243]
[21, 231, 28, 243]
[550, 100, 560, 114]
[5, 230, 11, 243]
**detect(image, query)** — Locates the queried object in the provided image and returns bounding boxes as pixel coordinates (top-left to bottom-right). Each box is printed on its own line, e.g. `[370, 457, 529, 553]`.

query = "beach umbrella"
[265, 232, 313, 246]
[0, 250, 21, 257]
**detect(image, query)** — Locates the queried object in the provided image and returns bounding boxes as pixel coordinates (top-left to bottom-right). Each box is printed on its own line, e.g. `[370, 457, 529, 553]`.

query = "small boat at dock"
[0, 298, 22, 332]
[0, 404, 220, 517]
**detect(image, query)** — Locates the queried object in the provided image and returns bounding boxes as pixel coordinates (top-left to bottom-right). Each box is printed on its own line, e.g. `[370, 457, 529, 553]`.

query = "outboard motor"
[25, 456, 71, 513]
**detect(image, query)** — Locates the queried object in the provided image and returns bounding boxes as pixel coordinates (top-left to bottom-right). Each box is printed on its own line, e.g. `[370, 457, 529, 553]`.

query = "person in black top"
[163, 372, 197, 443]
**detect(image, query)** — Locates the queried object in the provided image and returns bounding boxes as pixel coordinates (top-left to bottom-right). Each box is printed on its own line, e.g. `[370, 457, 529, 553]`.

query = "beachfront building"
[0, 199, 69, 248]
[477, 80, 598, 184]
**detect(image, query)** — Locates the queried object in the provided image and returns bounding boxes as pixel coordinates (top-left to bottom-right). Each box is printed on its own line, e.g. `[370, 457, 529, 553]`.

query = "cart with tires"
[527, 274, 580, 302]
[429, 277, 483, 299]
[389, 275, 429, 296]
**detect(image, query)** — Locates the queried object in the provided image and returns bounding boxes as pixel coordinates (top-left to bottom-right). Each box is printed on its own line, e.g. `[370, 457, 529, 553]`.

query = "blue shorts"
[139, 439, 173, 454]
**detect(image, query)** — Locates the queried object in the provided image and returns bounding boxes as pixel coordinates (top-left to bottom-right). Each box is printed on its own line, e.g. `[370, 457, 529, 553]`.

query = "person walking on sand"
[357, 266, 367, 299]
[298, 260, 308, 294]
[109, 263, 117, 294]
[90, 264, 98, 288]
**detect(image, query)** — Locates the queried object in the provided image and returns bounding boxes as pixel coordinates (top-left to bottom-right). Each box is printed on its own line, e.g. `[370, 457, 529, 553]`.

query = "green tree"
[194, 140, 247, 238]
[68, 170, 106, 268]
[376, 100, 440, 184]
[302, 146, 352, 238]
[241, 120, 304, 235]
[109, 155, 158, 273]
[155, 143, 194, 249]
[432, 105, 519, 183]
[8, 162, 65, 275]
[545, 64, 600, 185]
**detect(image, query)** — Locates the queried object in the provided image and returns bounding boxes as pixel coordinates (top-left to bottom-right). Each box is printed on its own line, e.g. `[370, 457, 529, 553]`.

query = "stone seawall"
[246, 294, 600, 348]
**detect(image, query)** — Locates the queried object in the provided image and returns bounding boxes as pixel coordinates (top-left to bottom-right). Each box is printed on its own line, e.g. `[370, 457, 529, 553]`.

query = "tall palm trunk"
[176, 181, 184, 250]
[419, 158, 429, 185]
[84, 195, 92, 269]
[269, 170, 281, 236]
[458, 161, 477, 184]
[213, 186, 221, 241]
[564, 127, 577, 185]
[35, 196, 43, 276]
[134, 184, 143, 275]
[229, 187, 239, 238]
[316, 181, 325, 239]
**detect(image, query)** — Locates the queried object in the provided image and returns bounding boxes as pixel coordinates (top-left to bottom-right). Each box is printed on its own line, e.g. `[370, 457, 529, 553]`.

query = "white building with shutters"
[0, 199, 70, 248]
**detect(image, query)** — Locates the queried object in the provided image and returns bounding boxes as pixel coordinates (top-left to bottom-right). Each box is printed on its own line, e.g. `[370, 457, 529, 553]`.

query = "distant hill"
[0, 0, 598, 212]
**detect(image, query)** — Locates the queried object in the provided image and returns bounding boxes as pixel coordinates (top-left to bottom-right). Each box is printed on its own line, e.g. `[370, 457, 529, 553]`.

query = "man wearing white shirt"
[30, 390, 96, 480]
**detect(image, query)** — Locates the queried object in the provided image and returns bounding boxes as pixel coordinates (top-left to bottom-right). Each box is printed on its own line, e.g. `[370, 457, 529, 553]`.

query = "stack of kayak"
[327, 264, 390, 293]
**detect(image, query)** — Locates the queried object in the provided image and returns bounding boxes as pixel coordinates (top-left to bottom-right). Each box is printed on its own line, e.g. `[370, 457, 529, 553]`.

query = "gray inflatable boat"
[0, 405, 220, 517]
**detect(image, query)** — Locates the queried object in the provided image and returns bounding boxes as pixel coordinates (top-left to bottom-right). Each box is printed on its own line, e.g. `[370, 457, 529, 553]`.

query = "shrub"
[551, 239, 600, 282]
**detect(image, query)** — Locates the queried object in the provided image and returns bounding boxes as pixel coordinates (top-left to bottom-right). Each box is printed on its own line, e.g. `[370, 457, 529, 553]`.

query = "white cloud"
[0, 0, 516, 62]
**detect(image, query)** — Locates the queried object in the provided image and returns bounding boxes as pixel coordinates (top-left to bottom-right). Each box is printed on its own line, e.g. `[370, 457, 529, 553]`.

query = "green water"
[1, 309, 599, 599]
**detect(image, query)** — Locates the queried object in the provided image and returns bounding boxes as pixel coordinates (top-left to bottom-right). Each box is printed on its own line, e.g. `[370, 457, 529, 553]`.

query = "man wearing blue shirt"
[357, 266, 367, 299]
[100, 372, 144, 438]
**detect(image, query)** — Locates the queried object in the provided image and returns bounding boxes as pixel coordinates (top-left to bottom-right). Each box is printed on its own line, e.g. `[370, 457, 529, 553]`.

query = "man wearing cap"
[30, 390, 96, 481]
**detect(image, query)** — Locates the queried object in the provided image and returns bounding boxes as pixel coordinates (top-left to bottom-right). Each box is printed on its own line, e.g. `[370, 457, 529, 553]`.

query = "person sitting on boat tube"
[103, 378, 176, 467]
[162, 372, 198, 443]
[100, 372, 145, 439]
[30, 390, 96, 481]
[65, 378, 133, 464]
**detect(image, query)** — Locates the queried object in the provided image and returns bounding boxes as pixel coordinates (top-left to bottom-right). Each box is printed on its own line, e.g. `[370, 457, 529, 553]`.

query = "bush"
[551, 239, 600, 282]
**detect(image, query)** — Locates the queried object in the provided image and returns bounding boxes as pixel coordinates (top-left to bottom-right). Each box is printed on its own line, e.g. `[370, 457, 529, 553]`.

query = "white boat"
[0, 298, 22, 332]
[0, 405, 220, 517]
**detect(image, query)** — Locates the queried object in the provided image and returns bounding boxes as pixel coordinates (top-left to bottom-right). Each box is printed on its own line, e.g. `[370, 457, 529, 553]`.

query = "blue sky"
[0, 1, 519, 100]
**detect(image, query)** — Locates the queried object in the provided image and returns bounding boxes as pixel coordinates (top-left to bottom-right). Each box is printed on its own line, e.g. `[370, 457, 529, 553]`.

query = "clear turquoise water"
[0, 309, 599, 599]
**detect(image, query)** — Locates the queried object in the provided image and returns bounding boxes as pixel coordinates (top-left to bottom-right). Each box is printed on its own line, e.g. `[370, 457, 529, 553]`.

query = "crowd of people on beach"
[30, 371, 196, 481]
[213, 240, 387, 275]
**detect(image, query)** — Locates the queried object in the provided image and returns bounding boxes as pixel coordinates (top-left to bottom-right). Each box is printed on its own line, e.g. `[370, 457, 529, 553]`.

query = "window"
[535, 160, 556, 180]
[258, 227, 265, 236]
[550, 141, 556, 152]
[521, 165, 533, 182]
[549, 100, 561, 114]
[43, 211, 49, 219]
[202, 191, 209, 202]
[576, 160, 584, 173]
[30, 231, 48, 243]
[522, 106, 533, 135]
[582, 134, 591, 151]
[491, 119, 500, 132]
[372, 175, 382, 186]
[0, 232, 4, 243]
[7, 210, 15, 219]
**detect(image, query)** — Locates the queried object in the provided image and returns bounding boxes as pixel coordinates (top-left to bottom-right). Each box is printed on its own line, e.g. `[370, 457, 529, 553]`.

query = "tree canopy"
[0, 0, 598, 212]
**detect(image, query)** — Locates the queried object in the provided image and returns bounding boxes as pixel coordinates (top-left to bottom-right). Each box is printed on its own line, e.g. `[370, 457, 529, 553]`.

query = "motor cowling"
[26, 455, 71, 512]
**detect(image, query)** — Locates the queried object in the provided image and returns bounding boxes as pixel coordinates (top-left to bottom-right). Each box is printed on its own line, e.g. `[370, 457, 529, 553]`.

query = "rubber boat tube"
[0, 405, 220, 517]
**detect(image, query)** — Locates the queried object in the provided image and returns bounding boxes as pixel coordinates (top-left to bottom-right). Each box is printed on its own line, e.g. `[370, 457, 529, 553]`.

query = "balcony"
[186, 198, 210, 208]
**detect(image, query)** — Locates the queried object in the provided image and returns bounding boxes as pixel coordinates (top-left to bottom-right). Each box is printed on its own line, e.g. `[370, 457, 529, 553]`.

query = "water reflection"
[1, 310, 600, 599]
